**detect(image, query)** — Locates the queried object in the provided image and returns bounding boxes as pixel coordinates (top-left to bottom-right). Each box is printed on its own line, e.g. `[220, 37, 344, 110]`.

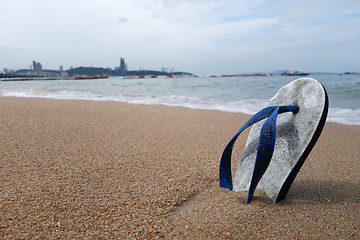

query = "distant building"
[161, 67, 174, 73]
[3, 68, 15, 74]
[119, 58, 128, 76]
[59, 65, 64, 72]
[32, 60, 42, 74]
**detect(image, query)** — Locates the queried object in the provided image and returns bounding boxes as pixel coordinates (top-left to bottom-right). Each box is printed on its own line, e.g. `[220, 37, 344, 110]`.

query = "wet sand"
[0, 97, 359, 239]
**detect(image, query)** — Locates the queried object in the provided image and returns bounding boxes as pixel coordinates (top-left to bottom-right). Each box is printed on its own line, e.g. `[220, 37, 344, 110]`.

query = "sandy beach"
[0, 97, 359, 239]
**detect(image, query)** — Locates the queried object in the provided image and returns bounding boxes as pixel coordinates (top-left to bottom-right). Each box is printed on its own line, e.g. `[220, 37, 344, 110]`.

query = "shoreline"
[0, 95, 359, 126]
[0, 97, 359, 239]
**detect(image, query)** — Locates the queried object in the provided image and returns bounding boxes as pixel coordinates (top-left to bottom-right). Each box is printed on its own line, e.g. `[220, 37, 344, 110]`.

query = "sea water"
[1, 74, 359, 125]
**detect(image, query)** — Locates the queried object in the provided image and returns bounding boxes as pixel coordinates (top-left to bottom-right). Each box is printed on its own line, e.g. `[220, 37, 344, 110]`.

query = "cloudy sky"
[1, 0, 359, 74]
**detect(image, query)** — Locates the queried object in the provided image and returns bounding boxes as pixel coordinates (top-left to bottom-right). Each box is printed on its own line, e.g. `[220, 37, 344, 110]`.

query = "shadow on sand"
[284, 179, 359, 204]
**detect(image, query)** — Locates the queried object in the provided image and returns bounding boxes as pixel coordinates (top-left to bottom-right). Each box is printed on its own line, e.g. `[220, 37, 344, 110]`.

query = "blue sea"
[1, 74, 359, 125]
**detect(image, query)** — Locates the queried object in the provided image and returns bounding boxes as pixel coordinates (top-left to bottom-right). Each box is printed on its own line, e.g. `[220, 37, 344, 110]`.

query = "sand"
[0, 97, 359, 239]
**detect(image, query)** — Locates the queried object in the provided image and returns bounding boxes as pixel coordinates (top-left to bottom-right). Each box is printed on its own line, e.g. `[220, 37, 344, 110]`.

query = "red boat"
[74, 76, 109, 80]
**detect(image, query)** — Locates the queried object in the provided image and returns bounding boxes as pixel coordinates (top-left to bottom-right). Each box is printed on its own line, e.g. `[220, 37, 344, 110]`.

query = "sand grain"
[0, 97, 359, 239]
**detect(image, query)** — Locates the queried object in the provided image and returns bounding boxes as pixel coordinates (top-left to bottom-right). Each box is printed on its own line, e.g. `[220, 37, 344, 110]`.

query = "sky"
[1, 0, 359, 74]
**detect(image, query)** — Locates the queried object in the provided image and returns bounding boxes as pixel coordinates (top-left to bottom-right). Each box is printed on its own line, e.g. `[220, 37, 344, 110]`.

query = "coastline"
[1, 74, 360, 126]
[0, 97, 359, 239]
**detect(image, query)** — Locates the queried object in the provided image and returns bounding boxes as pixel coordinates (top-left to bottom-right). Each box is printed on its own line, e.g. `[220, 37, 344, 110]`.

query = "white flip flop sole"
[232, 78, 328, 202]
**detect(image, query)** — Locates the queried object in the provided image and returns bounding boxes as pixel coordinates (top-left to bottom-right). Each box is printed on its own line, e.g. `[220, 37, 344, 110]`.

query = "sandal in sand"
[219, 78, 328, 204]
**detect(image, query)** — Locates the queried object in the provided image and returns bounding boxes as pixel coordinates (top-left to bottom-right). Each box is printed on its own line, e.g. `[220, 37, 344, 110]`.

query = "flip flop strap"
[246, 107, 281, 204]
[219, 106, 298, 191]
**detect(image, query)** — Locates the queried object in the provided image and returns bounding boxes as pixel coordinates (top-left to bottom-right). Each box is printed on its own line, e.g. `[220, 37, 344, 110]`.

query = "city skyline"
[3, 57, 358, 76]
[1, 58, 194, 78]
[1, 0, 359, 74]
[2, 58, 180, 75]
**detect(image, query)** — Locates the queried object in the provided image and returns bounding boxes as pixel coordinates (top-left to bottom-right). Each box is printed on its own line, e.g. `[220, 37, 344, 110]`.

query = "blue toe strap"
[219, 106, 298, 200]
[246, 107, 280, 204]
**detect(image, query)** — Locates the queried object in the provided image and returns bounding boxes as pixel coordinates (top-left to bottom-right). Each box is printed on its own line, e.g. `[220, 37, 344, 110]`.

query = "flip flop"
[219, 78, 329, 203]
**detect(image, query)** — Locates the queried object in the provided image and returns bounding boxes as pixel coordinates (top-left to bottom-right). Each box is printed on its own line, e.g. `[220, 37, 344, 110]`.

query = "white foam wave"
[126, 95, 267, 115]
[327, 108, 360, 126]
[1, 89, 359, 126]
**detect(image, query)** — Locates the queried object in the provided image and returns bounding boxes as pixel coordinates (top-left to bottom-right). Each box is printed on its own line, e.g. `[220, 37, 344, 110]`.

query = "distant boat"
[74, 76, 109, 80]
[343, 72, 360, 75]
[281, 72, 309, 76]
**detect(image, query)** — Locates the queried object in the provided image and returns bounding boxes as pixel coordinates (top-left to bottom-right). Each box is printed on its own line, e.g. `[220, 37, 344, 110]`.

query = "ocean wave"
[327, 108, 360, 126]
[1, 89, 359, 126]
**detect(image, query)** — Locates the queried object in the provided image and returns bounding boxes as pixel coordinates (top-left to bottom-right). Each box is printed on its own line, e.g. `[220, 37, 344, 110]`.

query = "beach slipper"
[219, 78, 328, 203]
